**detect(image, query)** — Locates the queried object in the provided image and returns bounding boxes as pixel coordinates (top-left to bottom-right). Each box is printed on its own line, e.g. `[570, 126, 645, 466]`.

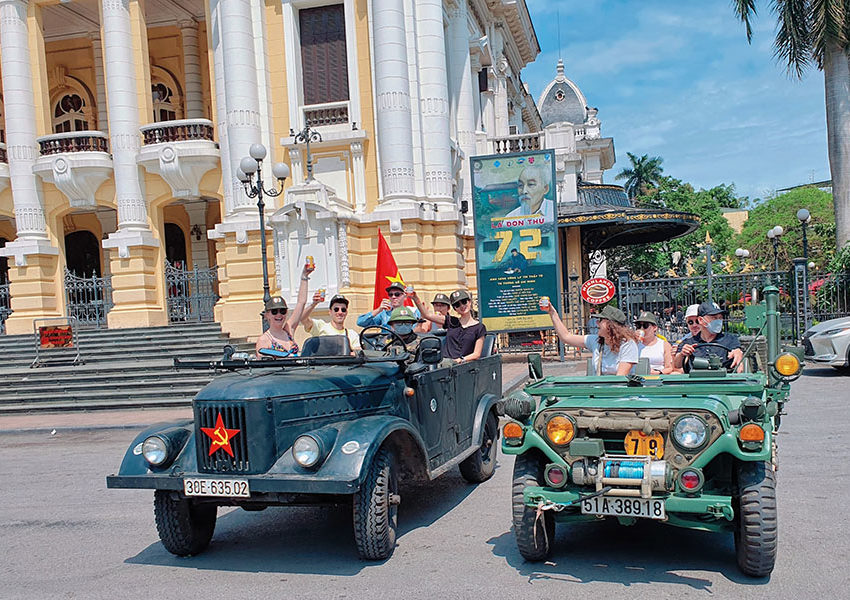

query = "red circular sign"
[580, 278, 616, 304]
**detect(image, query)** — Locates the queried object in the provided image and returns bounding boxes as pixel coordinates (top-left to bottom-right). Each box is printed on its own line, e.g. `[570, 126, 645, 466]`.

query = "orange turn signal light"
[740, 423, 765, 442]
[504, 422, 524, 439]
[546, 415, 576, 446]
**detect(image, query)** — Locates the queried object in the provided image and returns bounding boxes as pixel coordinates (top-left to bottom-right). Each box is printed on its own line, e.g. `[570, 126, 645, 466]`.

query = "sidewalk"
[0, 354, 584, 434]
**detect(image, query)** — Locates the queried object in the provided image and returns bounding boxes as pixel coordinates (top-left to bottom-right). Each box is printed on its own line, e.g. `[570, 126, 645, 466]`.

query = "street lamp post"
[767, 225, 784, 272]
[236, 143, 291, 329]
[797, 208, 811, 261]
[289, 124, 323, 182]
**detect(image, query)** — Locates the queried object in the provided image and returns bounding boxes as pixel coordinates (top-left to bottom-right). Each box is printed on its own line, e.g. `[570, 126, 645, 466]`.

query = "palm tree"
[615, 152, 664, 199]
[733, 1, 850, 247]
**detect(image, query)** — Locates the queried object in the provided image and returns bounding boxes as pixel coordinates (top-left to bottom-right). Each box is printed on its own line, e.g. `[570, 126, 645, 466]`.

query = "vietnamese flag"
[373, 229, 413, 309]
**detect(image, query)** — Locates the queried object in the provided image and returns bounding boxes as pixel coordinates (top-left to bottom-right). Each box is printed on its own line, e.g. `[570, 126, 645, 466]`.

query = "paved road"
[2, 366, 848, 599]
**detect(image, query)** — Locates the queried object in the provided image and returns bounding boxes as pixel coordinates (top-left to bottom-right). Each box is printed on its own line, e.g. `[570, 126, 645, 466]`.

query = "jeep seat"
[585, 356, 650, 375]
[300, 335, 351, 357]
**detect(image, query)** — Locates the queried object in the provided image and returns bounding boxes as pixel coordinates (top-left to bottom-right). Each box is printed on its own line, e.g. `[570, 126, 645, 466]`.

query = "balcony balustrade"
[138, 119, 220, 199]
[490, 132, 543, 154]
[303, 101, 350, 127]
[32, 131, 112, 208]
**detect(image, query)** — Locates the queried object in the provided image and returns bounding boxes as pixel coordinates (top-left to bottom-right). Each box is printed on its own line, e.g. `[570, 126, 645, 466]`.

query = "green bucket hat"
[388, 306, 418, 323]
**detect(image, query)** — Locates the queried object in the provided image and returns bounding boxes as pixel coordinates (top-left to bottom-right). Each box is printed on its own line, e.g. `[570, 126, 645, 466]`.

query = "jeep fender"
[113, 420, 195, 476]
[470, 393, 500, 446]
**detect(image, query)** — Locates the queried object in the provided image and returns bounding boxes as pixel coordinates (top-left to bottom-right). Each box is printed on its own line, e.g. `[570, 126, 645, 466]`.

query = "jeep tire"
[353, 447, 398, 560]
[512, 453, 554, 561]
[153, 490, 217, 556]
[734, 460, 778, 577]
[459, 410, 498, 483]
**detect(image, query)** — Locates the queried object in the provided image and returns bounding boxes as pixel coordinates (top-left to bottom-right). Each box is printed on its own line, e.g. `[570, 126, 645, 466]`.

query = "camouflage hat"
[385, 281, 406, 293]
[264, 296, 287, 311]
[388, 306, 418, 323]
[597, 305, 627, 325]
[432, 293, 450, 306]
[449, 289, 471, 305]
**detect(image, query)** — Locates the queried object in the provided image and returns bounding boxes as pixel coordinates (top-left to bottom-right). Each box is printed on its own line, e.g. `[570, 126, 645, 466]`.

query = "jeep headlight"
[142, 435, 169, 466]
[545, 414, 576, 446]
[292, 435, 321, 468]
[672, 415, 708, 450]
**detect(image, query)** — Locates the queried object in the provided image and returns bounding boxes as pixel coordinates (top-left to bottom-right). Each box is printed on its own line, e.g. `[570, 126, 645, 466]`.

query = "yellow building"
[0, 0, 552, 339]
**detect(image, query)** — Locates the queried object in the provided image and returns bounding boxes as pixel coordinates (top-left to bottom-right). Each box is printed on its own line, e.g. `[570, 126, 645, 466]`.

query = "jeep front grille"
[196, 403, 250, 473]
[598, 430, 628, 455]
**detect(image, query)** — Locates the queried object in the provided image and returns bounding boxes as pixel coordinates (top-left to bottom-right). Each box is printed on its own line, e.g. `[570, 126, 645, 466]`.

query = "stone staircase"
[0, 323, 254, 414]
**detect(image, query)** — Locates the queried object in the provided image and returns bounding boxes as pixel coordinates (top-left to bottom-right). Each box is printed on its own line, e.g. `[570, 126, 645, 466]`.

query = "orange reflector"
[404, 387, 415, 397]
[775, 353, 800, 376]
[546, 415, 575, 446]
[740, 423, 765, 442]
[504, 422, 523, 439]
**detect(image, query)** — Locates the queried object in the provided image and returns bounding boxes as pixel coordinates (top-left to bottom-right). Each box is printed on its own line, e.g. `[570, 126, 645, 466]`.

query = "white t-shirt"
[305, 318, 361, 351]
[585, 334, 639, 375]
[639, 339, 666, 373]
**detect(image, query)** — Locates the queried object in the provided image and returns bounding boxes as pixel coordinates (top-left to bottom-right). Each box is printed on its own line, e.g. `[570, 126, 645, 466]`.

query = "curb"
[2, 423, 163, 436]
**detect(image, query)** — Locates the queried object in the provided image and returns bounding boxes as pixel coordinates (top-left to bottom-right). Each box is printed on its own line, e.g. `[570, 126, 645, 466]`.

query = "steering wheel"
[682, 342, 736, 373]
[359, 325, 408, 354]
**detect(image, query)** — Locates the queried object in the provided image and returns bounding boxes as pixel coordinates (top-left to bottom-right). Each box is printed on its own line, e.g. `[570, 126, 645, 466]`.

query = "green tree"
[733, 1, 850, 247]
[733, 186, 835, 269]
[615, 152, 664, 199]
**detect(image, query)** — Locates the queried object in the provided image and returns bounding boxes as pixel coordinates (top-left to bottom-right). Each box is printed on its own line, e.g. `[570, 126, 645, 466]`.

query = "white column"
[416, 0, 452, 202]
[208, 0, 232, 215]
[100, 0, 149, 233]
[89, 33, 109, 133]
[494, 54, 510, 137]
[179, 19, 204, 119]
[0, 0, 51, 249]
[95, 209, 117, 278]
[220, 0, 261, 214]
[448, 1, 476, 209]
[351, 141, 366, 213]
[372, 0, 415, 202]
[184, 202, 210, 270]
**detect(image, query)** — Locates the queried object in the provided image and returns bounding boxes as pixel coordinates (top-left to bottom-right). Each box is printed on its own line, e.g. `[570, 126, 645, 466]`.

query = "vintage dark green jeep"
[501, 287, 801, 577]
[106, 328, 501, 560]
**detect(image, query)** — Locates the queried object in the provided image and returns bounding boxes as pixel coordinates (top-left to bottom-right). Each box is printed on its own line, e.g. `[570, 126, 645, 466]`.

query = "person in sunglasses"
[673, 301, 744, 372]
[415, 293, 450, 334]
[684, 304, 701, 338]
[542, 301, 639, 375]
[635, 311, 674, 374]
[410, 289, 486, 364]
[300, 292, 361, 351]
[356, 281, 420, 328]
[255, 262, 315, 357]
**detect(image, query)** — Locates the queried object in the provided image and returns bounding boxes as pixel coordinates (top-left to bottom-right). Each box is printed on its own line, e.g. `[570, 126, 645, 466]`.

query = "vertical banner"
[471, 150, 560, 331]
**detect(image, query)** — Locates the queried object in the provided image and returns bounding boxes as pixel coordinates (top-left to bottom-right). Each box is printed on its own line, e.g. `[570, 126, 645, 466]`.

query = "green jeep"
[501, 286, 801, 577]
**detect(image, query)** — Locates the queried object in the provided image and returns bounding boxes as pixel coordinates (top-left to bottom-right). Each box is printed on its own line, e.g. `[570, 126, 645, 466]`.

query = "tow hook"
[707, 503, 734, 520]
[389, 493, 402, 506]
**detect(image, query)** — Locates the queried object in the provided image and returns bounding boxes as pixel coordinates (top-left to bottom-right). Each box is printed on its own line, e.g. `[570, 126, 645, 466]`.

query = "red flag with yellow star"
[373, 229, 413, 309]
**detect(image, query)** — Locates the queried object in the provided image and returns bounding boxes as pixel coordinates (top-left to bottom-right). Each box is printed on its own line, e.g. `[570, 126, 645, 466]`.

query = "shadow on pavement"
[487, 519, 771, 589]
[125, 471, 477, 575]
[800, 366, 847, 378]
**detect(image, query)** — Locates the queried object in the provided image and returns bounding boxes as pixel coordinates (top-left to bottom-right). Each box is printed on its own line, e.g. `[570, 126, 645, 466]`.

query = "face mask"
[707, 319, 724, 334]
[392, 323, 414, 336]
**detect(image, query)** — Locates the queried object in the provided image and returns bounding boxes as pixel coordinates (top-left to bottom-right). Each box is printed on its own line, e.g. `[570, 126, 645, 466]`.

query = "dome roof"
[538, 59, 588, 127]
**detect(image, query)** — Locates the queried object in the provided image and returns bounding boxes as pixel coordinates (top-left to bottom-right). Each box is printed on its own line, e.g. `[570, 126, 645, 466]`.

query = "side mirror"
[528, 353, 543, 380]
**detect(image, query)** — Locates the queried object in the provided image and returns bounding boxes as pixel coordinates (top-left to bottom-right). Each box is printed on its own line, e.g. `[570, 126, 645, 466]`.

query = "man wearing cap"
[416, 293, 450, 334]
[674, 301, 744, 372]
[300, 292, 361, 351]
[356, 281, 420, 328]
[683, 304, 701, 339]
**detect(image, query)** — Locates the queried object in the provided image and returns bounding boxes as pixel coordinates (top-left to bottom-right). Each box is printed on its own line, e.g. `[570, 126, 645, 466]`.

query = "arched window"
[53, 93, 89, 133]
[152, 82, 178, 122]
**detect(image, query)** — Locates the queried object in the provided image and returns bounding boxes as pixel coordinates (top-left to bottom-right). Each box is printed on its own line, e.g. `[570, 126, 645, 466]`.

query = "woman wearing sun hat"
[255, 260, 315, 357]
[410, 288, 486, 364]
[635, 311, 674, 374]
[541, 299, 639, 375]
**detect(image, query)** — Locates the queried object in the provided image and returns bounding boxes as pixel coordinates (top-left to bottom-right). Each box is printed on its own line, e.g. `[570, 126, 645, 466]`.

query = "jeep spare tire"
[154, 490, 217, 556]
[353, 447, 399, 560]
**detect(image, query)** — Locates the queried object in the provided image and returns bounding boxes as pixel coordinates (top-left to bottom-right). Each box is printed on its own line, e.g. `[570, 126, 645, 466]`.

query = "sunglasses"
[636, 322, 653, 329]
[331, 306, 347, 313]
[452, 298, 470, 309]
[268, 308, 287, 316]
[388, 292, 404, 298]
[686, 319, 699, 325]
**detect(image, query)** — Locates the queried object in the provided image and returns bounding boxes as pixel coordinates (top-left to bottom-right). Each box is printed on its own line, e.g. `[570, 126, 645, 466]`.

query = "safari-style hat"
[264, 296, 287, 311]
[596, 305, 627, 325]
[388, 306, 418, 323]
[449, 289, 471, 305]
[432, 293, 450, 306]
[385, 281, 406, 293]
[635, 311, 658, 326]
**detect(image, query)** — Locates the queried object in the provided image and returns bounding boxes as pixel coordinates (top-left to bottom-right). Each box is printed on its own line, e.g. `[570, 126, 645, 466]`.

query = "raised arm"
[410, 291, 446, 326]
[300, 291, 324, 332]
[546, 305, 587, 348]
[285, 262, 314, 332]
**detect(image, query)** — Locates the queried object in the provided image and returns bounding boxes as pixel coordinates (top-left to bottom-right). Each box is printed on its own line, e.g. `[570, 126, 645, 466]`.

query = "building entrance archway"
[63, 230, 111, 328]
[64, 230, 101, 277]
[164, 223, 187, 269]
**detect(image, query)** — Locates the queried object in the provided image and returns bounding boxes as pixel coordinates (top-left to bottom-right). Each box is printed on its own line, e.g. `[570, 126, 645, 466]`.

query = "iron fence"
[64, 269, 112, 329]
[809, 269, 850, 324]
[0, 281, 11, 334]
[165, 262, 219, 323]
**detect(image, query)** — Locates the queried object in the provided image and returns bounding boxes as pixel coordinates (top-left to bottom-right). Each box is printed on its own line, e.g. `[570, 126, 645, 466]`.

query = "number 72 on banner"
[492, 229, 542, 262]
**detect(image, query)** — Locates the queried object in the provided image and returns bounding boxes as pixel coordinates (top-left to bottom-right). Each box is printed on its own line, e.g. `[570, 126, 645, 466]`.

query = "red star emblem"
[200, 413, 241, 457]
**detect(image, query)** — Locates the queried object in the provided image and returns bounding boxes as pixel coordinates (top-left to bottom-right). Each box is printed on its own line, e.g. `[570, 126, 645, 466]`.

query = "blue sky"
[522, 0, 828, 202]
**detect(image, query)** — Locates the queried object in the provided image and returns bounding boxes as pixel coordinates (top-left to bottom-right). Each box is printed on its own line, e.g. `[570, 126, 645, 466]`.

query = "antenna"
[557, 8, 562, 60]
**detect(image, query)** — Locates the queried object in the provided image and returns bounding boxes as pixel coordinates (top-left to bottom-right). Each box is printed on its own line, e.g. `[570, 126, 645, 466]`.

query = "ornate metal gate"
[165, 262, 219, 323]
[0, 282, 11, 334]
[64, 269, 113, 329]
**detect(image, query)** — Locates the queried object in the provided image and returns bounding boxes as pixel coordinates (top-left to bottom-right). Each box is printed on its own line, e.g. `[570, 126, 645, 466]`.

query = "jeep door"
[452, 356, 500, 447]
[411, 366, 457, 470]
